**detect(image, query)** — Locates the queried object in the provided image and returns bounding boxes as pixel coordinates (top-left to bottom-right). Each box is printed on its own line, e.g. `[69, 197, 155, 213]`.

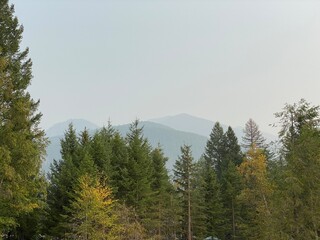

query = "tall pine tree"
[0, 1, 47, 237]
[174, 145, 196, 240]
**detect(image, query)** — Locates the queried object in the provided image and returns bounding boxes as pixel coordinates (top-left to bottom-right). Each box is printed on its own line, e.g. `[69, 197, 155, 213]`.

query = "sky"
[10, 0, 320, 134]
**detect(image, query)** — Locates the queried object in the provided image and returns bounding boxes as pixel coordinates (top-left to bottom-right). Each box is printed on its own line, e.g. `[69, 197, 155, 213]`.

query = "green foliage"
[272, 123, 320, 238]
[0, 0, 47, 236]
[204, 122, 226, 180]
[174, 145, 196, 240]
[46, 124, 80, 237]
[196, 158, 225, 240]
[125, 120, 154, 222]
[90, 123, 114, 179]
[110, 131, 130, 199]
[220, 160, 243, 240]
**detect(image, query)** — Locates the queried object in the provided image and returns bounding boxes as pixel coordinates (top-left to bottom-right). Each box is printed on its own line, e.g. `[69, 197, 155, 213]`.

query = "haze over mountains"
[43, 114, 277, 172]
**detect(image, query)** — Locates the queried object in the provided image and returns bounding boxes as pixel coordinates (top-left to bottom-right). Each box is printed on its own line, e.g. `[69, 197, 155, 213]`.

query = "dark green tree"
[196, 158, 225, 240]
[125, 120, 155, 232]
[150, 146, 175, 239]
[204, 122, 226, 180]
[46, 125, 80, 238]
[110, 131, 130, 199]
[271, 100, 320, 239]
[174, 145, 196, 240]
[0, 1, 47, 237]
[90, 123, 114, 180]
[220, 160, 243, 240]
[225, 126, 243, 166]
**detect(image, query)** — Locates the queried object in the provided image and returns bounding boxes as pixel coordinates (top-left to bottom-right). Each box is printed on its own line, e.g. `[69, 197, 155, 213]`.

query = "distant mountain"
[115, 121, 207, 171]
[43, 121, 208, 173]
[46, 119, 99, 137]
[149, 113, 216, 137]
[43, 115, 278, 174]
[149, 113, 277, 143]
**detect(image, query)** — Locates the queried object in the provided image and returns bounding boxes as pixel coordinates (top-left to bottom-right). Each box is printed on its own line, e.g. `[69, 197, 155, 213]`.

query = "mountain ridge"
[43, 114, 277, 173]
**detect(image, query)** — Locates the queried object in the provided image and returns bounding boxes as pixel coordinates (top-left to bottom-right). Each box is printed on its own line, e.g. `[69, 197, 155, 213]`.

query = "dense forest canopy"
[1, 1, 320, 240]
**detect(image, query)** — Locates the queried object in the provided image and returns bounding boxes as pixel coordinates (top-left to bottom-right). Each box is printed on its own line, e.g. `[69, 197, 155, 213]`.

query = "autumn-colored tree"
[238, 145, 273, 239]
[67, 174, 118, 239]
[242, 119, 266, 151]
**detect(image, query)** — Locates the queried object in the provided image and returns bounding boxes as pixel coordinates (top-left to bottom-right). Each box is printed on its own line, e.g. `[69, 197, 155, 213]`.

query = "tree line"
[2, 1, 320, 239]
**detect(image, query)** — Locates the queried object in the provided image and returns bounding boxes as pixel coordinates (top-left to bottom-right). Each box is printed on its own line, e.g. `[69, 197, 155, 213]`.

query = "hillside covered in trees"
[2, 1, 320, 240]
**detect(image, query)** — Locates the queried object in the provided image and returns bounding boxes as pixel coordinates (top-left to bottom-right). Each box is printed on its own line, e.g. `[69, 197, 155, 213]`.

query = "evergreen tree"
[46, 125, 81, 237]
[225, 126, 243, 166]
[110, 131, 130, 199]
[204, 122, 226, 180]
[0, 1, 47, 236]
[242, 118, 266, 150]
[150, 146, 173, 239]
[125, 120, 155, 231]
[274, 98, 320, 151]
[197, 158, 225, 240]
[272, 100, 320, 239]
[174, 145, 196, 240]
[220, 160, 243, 240]
[90, 123, 114, 180]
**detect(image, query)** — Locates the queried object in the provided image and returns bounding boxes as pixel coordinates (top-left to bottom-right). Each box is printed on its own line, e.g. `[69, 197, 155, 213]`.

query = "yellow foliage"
[68, 174, 118, 239]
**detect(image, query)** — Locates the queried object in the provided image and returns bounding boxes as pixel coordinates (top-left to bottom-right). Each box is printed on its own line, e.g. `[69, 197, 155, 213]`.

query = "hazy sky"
[10, 0, 320, 133]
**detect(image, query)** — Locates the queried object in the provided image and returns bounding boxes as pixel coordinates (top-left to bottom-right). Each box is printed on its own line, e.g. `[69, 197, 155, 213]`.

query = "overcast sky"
[10, 0, 320, 134]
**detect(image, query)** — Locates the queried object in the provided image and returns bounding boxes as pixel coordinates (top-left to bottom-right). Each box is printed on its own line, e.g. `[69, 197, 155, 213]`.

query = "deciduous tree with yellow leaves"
[238, 145, 273, 239]
[67, 174, 118, 240]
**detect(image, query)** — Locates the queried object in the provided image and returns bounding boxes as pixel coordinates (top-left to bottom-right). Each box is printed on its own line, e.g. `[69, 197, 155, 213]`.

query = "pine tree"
[90, 123, 114, 180]
[242, 119, 266, 150]
[196, 158, 225, 240]
[204, 122, 226, 180]
[220, 160, 243, 240]
[174, 145, 196, 240]
[46, 125, 81, 237]
[150, 146, 175, 239]
[0, 1, 47, 236]
[225, 126, 243, 166]
[125, 120, 155, 231]
[110, 131, 130, 199]
[272, 100, 320, 239]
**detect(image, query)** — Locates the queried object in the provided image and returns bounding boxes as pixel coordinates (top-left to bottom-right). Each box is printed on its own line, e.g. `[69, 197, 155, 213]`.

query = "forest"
[2, 1, 320, 239]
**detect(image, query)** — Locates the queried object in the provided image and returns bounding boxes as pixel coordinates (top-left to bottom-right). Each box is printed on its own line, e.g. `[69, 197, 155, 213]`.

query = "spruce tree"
[204, 122, 226, 180]
[196, 158, 225, 240]
[46, 125, 81, 237]
[125, 120, 155, 231]
[110, 131, 130, 199]
[174, 145, 196, 240]
[225, 126, 243, 166]
[0, 1, 47, 236]
[150, 146, 176, 239]
[90, 123, 114, 180]
[220, 160, 243, 240]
